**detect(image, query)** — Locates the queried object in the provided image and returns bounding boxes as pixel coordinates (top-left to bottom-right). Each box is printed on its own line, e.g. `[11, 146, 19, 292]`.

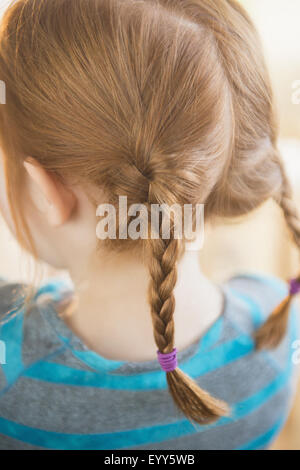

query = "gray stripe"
[0, 367, 6, 390]
[22, 305, 62, 367]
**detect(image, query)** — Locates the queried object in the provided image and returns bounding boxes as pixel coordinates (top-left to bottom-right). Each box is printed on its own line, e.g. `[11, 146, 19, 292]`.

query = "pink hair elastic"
[157, 347, 178, 372]
[289, 278, 300, 296]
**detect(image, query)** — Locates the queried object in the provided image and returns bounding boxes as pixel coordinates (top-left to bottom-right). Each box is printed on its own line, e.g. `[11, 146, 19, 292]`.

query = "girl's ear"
[23, 157, 77, 227]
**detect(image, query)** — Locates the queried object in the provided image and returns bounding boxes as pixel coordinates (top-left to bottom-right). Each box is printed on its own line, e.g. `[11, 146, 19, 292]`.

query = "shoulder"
[223, 272, 292, 324]
[222, 272, 300, 382]
[0, 277, 73, 393]
[220, 271, 300, 348]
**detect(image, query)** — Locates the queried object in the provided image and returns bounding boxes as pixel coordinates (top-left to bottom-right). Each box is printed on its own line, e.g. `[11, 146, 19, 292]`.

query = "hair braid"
[147, 218, 229, 424]
[255, 153, 300, 350]
[148, 236, 178, 353]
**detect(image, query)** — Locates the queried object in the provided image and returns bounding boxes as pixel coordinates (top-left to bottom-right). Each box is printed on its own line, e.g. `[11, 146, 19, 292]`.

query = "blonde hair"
[0, 0, 298, 424]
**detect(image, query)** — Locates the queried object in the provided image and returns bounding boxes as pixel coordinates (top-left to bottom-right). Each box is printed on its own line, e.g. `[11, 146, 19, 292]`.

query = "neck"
[64, 248, 225, 362]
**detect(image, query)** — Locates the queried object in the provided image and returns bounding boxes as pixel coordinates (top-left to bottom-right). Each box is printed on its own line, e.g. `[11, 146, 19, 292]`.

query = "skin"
[0, 152, 225, 362]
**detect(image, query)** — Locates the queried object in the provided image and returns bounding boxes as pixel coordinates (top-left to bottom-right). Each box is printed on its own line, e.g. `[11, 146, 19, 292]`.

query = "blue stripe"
[197, 315, 224, 352]
[23, 331, 254, 390]
[0, 310, 24, 386]
[0, 335, 296, 450]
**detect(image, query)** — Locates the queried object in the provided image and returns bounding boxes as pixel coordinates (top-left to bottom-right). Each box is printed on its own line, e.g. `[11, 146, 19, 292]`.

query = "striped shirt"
[0, 272, 299, 450]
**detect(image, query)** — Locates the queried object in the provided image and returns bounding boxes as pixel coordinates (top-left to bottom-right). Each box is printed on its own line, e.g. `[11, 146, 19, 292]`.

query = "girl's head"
[0, 0, 298, 424]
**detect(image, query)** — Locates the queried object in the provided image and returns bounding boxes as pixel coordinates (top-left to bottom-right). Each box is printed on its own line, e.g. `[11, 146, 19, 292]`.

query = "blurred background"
[0, 0, 299, 450]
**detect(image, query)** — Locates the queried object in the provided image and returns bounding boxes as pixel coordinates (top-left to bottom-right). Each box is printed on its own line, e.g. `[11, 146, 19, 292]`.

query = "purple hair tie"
[289, 278, 300, 296]
[157, 347, 178, 372]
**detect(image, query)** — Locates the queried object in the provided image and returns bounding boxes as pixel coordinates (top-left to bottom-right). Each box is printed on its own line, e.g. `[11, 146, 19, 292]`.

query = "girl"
[0, 0, 299, 450]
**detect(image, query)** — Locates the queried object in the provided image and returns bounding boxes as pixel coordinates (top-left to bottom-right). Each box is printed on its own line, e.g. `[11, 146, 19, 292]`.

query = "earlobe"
[24, 158, 77, 227]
